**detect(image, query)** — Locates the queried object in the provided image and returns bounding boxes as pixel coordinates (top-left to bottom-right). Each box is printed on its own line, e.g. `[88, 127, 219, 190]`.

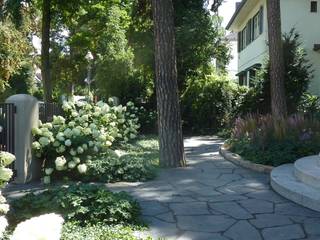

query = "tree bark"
[41, 0, 52, 102]
[151, 0, 186, 168]
[266, 0, 287, 119]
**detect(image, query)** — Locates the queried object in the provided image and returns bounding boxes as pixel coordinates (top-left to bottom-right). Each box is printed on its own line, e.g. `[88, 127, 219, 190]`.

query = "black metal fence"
[39, 102, 63, 123]
[0, 103, 16, 154]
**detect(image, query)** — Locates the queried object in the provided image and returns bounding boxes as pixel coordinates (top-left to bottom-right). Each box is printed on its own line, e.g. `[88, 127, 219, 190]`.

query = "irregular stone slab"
[143, 216, 181, 239]
[238, 199, 273, 214]
[169, 202, 210, 215]
[303, 218, 320, 235]
[250, 214, 292, 228]
[224, 220, 262, 240]
[176, 215, 235, 232]
[155, 212, 175, 223]
[177, 231, 229, 240]
[206, 194, 248, 202]
[140, 201, 169, 216]
[262, 224, 305, 240]
[275, 202, 320, 218]
[246, 190, 287, 203]
[209, 202, 253, 219]
[218, 173, 243, 181]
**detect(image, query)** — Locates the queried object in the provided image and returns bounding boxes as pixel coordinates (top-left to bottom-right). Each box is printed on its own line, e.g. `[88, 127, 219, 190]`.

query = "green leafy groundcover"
[62, 223, 151, 240]
[83, 136, 159, 183]
[8, 184, 141, 226]
[7, 184, 148, 240]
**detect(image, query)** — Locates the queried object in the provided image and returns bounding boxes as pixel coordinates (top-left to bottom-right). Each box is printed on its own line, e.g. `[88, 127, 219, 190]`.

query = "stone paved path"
[107, 136, 320, 240]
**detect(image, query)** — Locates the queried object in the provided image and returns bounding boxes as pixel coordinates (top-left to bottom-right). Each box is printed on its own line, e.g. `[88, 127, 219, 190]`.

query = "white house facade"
[227, 0, 320, 94]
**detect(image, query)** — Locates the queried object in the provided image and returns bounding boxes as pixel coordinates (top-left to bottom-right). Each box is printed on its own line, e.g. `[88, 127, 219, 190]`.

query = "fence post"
[5, 94, 39, 184]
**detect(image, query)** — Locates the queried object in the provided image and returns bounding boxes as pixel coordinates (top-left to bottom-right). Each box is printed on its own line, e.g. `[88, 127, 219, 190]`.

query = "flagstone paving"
[107, 136, 320, 240]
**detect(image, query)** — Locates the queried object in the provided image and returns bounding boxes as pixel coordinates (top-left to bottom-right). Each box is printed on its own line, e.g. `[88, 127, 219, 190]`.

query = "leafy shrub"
[298, 93, 320, 119]
[229, 114, 320, 166]
[62, 222, 150, 240]
[8, 184, 141, 227]
[182, 73, 247, 133]
[83, 136, 159, 183]
[237, 29, 313, 116]
[32, 99, 140, 183]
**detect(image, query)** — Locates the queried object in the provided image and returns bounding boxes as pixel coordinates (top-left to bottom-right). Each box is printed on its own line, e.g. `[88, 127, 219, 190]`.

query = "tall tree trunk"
[151, 0, 186, 168]
[41, 0, 52, 102]
[266, 0, 287, 119]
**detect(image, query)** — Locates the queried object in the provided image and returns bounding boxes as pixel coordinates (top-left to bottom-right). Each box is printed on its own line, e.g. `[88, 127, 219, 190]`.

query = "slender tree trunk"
[266, 0, 287, 119]
[41, 0, 52, 102]
[151, 0, 186, 168]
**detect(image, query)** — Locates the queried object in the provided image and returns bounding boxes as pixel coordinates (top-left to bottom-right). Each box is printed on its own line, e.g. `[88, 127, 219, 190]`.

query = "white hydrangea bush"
[11, 213, 64, 240]
[32, 99, 140, 183]
[0, 151, 15, 238]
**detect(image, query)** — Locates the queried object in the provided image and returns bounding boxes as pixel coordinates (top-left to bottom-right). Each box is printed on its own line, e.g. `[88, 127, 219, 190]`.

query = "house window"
[238, 6, 264, 52]
[311, 1, 318, 12]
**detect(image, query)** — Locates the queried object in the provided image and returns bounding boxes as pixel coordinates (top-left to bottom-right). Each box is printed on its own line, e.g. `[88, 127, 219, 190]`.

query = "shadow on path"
[107, 136, 320, 240]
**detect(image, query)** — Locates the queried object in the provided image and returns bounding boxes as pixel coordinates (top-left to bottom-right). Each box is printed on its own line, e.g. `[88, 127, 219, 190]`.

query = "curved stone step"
[271, 164, 320, 212]
[294, 156, 320, 189]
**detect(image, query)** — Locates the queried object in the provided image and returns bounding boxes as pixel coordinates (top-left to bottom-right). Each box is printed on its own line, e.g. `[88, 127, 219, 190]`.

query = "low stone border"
[219, 144, 273, 173]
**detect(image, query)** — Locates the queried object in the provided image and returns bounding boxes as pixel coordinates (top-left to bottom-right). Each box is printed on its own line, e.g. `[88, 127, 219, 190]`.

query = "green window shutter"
[246, 20, 251, 45]
[238, 32, 241, 52]
[259, 6, 264, 34]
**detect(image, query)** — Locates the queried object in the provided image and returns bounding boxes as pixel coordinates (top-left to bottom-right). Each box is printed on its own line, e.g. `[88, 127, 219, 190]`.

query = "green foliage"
[229, 114, 320, 166]
[182, 72, 246, 133]
[298, 93, 320, 119]
[237, 29, 313, 115]
[82, 136, 159, 183]
[8, 184, 141, 227]
[0, 20, 31, 92]
[62, 222, 150, 240]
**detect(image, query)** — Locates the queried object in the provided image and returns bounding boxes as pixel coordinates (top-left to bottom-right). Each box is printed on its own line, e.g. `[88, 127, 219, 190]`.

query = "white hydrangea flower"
[0, 216, 8, 239]
[56, 145, 65, 153]
[56, 132, 65, 142]
[0, 151, 16, 166]
[39, 137, 50, 146]
[130, 133, 136, 139]
[45, 168, 54, 175]
[108, 97, 114, 104]
[11, 213, 64, 240]
[70, 149, 77, 156]
[68, 121, 76, 127]
[0, 167, 13, 182]
[63, 128, 72, 138]
[88, 141, 94, 147]
[77, 164, 87, 174]
[43, 176, 50, 184]
[53, 141, 60, 147]
[82, 144, 88, 150]
[73, 157, 81, 164]
[32, 128, 42, 136]
[72, 128, 81, 136]
[0, 203, 9, 214]
[77, 147, 84, 154]
[67, 161, 76, 169]
[42, 123, 53, 129]
[55, 157, 66, 168]
[64, 139, 72, 147]
[105, 141, 112, 147]
[71, 111, 78, 117]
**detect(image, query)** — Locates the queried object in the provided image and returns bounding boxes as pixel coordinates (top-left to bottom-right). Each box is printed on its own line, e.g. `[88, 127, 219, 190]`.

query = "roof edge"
[226, 0, 247, 30]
